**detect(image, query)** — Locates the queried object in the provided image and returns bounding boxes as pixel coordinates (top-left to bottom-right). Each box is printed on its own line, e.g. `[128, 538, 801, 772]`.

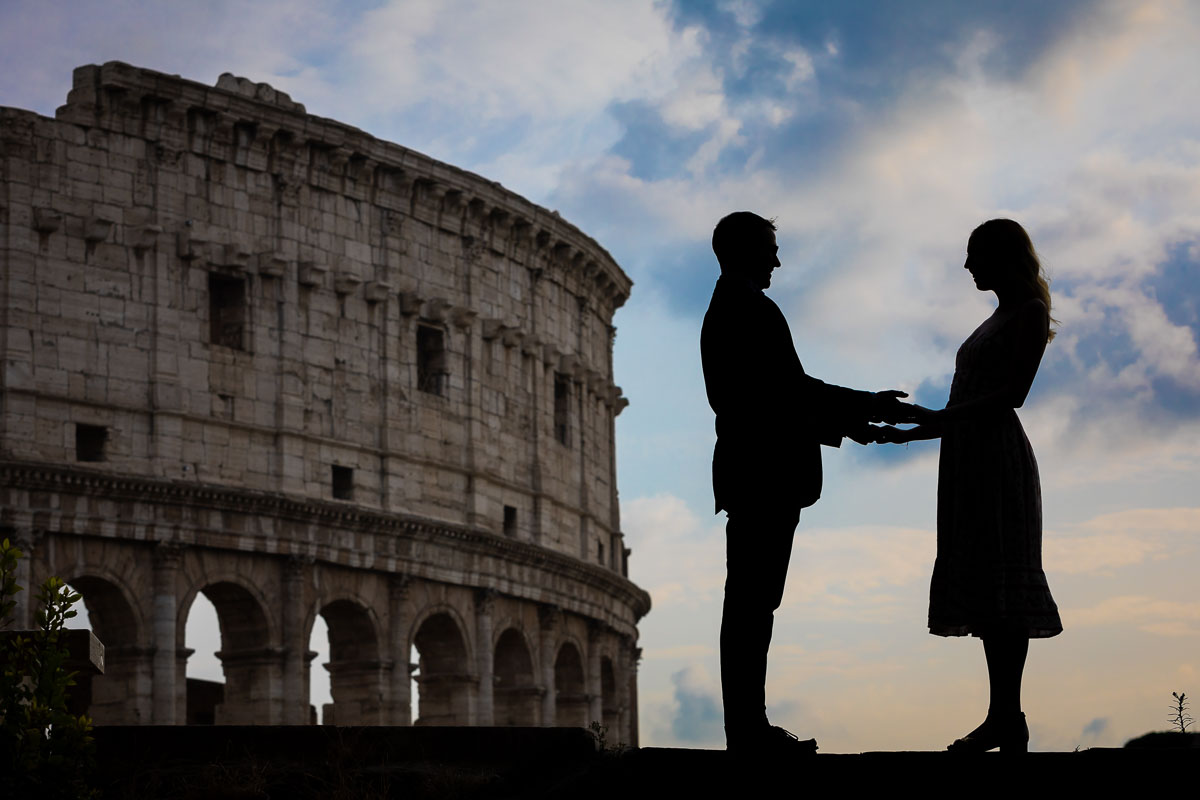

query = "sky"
[7, 0, 1198, 751]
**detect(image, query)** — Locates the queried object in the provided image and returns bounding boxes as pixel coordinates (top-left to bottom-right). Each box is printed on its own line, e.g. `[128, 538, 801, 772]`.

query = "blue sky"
[7, 0, 1199, 751]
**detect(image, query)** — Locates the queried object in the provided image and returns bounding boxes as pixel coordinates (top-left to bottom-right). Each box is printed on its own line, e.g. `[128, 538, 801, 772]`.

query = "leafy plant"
[0, 537, 97, 798]
[1169, 691, 1193, 733]
[588, 720, 609, 751]
[588, 720, 627, 753]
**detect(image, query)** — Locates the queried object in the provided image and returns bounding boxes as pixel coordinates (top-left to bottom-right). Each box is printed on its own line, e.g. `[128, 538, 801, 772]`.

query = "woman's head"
[966, 218, 1057, 341]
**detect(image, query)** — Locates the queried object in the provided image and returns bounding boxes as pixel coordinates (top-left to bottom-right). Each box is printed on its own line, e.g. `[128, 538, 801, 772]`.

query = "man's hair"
[712, 212, 777, 270]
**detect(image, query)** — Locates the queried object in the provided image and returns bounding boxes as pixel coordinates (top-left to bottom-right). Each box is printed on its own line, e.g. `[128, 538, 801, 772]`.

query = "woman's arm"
[876, 423, 942, 444]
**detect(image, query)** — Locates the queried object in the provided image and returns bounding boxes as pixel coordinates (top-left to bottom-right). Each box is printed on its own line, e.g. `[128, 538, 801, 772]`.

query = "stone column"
[9, 531, 36, 630]
[216, 646, 285, 724]
[388, 574, 413, 725]
[629, 645, 642, 747]
[281, 555, 311, 724]
[175, 645, 194, 723]
[617, 635, 634, 746]
[152, 543, 182, 724]
[474, 588, 496, 726]
[538, 604, 559, 727]
[586, 621, 603, 726]
[91, 644, 155, 724]
[323, 659, 387, 725]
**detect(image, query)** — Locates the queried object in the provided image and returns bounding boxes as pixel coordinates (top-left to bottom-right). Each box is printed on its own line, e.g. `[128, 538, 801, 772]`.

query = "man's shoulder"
[707, 275, 770, 313]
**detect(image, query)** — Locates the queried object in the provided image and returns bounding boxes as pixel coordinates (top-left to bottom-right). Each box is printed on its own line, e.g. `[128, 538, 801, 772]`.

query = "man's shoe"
[727, 725, 818, 757]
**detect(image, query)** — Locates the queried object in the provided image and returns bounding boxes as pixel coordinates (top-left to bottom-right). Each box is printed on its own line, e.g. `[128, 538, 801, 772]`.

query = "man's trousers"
[720, 505, 801, 732]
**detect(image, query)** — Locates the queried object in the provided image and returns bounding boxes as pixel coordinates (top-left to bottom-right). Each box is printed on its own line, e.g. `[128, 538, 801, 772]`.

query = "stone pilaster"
[538, 604, 559, 727]
[586, 620, 603, 726]
[617, 635, 634, 745]
[629, 645, 642, 747]
[281, 555, 312, 724]
[174, 646, 194, 723]
[215, 645, 285, 724]
[474, 587, 496, 726]
[151, 542, 183, 724]
[9, 531, 38, 631]
[388, 574, 413, 725]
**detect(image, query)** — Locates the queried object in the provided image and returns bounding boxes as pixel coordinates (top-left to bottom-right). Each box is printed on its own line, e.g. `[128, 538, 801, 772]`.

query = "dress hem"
[929, 624, 1062, 639]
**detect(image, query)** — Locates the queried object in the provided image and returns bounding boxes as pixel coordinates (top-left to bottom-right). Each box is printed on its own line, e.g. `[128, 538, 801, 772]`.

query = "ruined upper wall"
[53, 61, 631, 315]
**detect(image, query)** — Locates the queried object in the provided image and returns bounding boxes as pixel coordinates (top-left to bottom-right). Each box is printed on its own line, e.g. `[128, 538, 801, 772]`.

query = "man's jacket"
[700, 273, 875, 515]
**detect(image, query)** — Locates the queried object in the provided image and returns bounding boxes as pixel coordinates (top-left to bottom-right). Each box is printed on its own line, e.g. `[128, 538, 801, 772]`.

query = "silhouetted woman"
[879, 219, 1062, 752]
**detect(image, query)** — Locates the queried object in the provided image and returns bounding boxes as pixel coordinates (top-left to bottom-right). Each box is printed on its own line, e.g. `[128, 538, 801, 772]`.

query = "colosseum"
[0, 62, 649, 742]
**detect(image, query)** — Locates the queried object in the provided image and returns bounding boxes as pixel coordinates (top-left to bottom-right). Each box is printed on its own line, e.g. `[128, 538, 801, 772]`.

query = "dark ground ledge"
[91, 726, 1200, 799]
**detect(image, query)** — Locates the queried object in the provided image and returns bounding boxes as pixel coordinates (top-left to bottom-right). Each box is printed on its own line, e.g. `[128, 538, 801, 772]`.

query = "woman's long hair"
[970, 218, 1058, 342]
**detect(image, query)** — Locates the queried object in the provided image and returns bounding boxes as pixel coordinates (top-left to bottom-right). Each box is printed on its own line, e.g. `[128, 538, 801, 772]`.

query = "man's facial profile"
[745, 227, 780, 290]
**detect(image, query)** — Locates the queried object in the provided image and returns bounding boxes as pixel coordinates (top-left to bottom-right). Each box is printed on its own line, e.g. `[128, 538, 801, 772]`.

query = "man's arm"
[801, 378, 916, 445]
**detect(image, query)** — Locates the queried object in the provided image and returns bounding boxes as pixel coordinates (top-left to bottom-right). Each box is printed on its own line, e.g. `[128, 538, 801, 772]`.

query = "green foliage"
[589, 720, 626, 753]
[588, 719, 609, 751]
[0, 537, 97, 799]
[1170, 691, 1193, 733]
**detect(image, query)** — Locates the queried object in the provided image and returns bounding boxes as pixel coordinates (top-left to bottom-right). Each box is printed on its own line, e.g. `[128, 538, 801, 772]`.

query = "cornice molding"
[0, 459, 651, 622]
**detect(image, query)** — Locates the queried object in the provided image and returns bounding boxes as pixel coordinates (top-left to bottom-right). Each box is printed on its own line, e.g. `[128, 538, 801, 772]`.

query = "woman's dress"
[929, 303, 1063, 638]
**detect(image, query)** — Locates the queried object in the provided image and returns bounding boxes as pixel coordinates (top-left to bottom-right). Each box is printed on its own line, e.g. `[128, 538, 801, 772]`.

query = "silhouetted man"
[700, 211, 911, 756]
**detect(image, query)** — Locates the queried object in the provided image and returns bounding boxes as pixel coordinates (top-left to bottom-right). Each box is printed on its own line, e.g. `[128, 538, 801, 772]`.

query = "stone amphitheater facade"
[0, 62, 649, 742]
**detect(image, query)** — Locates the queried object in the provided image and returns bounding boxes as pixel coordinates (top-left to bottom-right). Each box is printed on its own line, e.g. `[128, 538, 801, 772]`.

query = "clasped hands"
[845, 389, 934, 446]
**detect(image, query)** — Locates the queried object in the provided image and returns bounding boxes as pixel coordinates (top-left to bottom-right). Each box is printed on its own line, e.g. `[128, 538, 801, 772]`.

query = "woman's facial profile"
[964, 237, 1000, 292]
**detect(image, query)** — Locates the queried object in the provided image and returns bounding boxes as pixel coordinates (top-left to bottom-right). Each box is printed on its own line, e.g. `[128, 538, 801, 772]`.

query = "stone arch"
[64, 569, 150, 724]
[177, 573, 278, 647]
[179, 576, 277, 724]
[314, 597, 385, 725]
[600, 655, 618, 733]
[493, 626, 539, 726]
[409, 606, 473, 726]
[553, 639, 588, 728]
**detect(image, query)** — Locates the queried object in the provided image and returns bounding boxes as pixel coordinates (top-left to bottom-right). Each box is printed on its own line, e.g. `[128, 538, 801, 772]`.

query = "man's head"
[712, 212, 780, 289]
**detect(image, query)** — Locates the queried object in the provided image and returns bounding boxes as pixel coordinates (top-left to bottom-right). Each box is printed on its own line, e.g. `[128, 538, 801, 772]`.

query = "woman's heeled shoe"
[946, 712, 1029, 753]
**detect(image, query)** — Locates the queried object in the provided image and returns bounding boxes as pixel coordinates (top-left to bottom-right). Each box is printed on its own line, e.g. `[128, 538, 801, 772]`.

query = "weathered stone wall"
[1, 60, 631, 564]
[0, 63, 646, 740]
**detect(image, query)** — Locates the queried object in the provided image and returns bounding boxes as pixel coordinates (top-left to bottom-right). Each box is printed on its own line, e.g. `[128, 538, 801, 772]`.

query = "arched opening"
[181, 582, 274, 724]
[65, 575, 148, 724]
[411, 612, 471, 726]
[316, 599, 384, 725]
[409, 643, 420, 722]
[554, 642, 588, 728]
[600, 656, 619, 733]
[309, 614, 330, 724]
[183, 591, 222, 724]
[494, 628, 538, 726]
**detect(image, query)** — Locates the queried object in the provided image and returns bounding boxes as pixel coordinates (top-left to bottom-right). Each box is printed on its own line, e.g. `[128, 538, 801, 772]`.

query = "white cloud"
[1065, 595, 1200, 635]
[1044, 507, 1200, 574]
[784, 526, 933, 609]
[348, 0, 696, 121]
[623, 493, 725, 609]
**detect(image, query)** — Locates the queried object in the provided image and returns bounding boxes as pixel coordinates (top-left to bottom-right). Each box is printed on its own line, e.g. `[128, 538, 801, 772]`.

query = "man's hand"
[868, 390, 919, 424]
[845, 422, 880, 446]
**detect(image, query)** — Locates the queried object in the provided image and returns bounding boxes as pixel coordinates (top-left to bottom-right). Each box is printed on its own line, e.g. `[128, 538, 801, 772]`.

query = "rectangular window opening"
[597, 540, 605, 566]
[417, 324, 447, 395]
[554, 373, 571, 446]
[332, 465, 354, 500]
[75, 423, 108, 462]
[209, 273, 246, 350]
[503, 505, 517, 538]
